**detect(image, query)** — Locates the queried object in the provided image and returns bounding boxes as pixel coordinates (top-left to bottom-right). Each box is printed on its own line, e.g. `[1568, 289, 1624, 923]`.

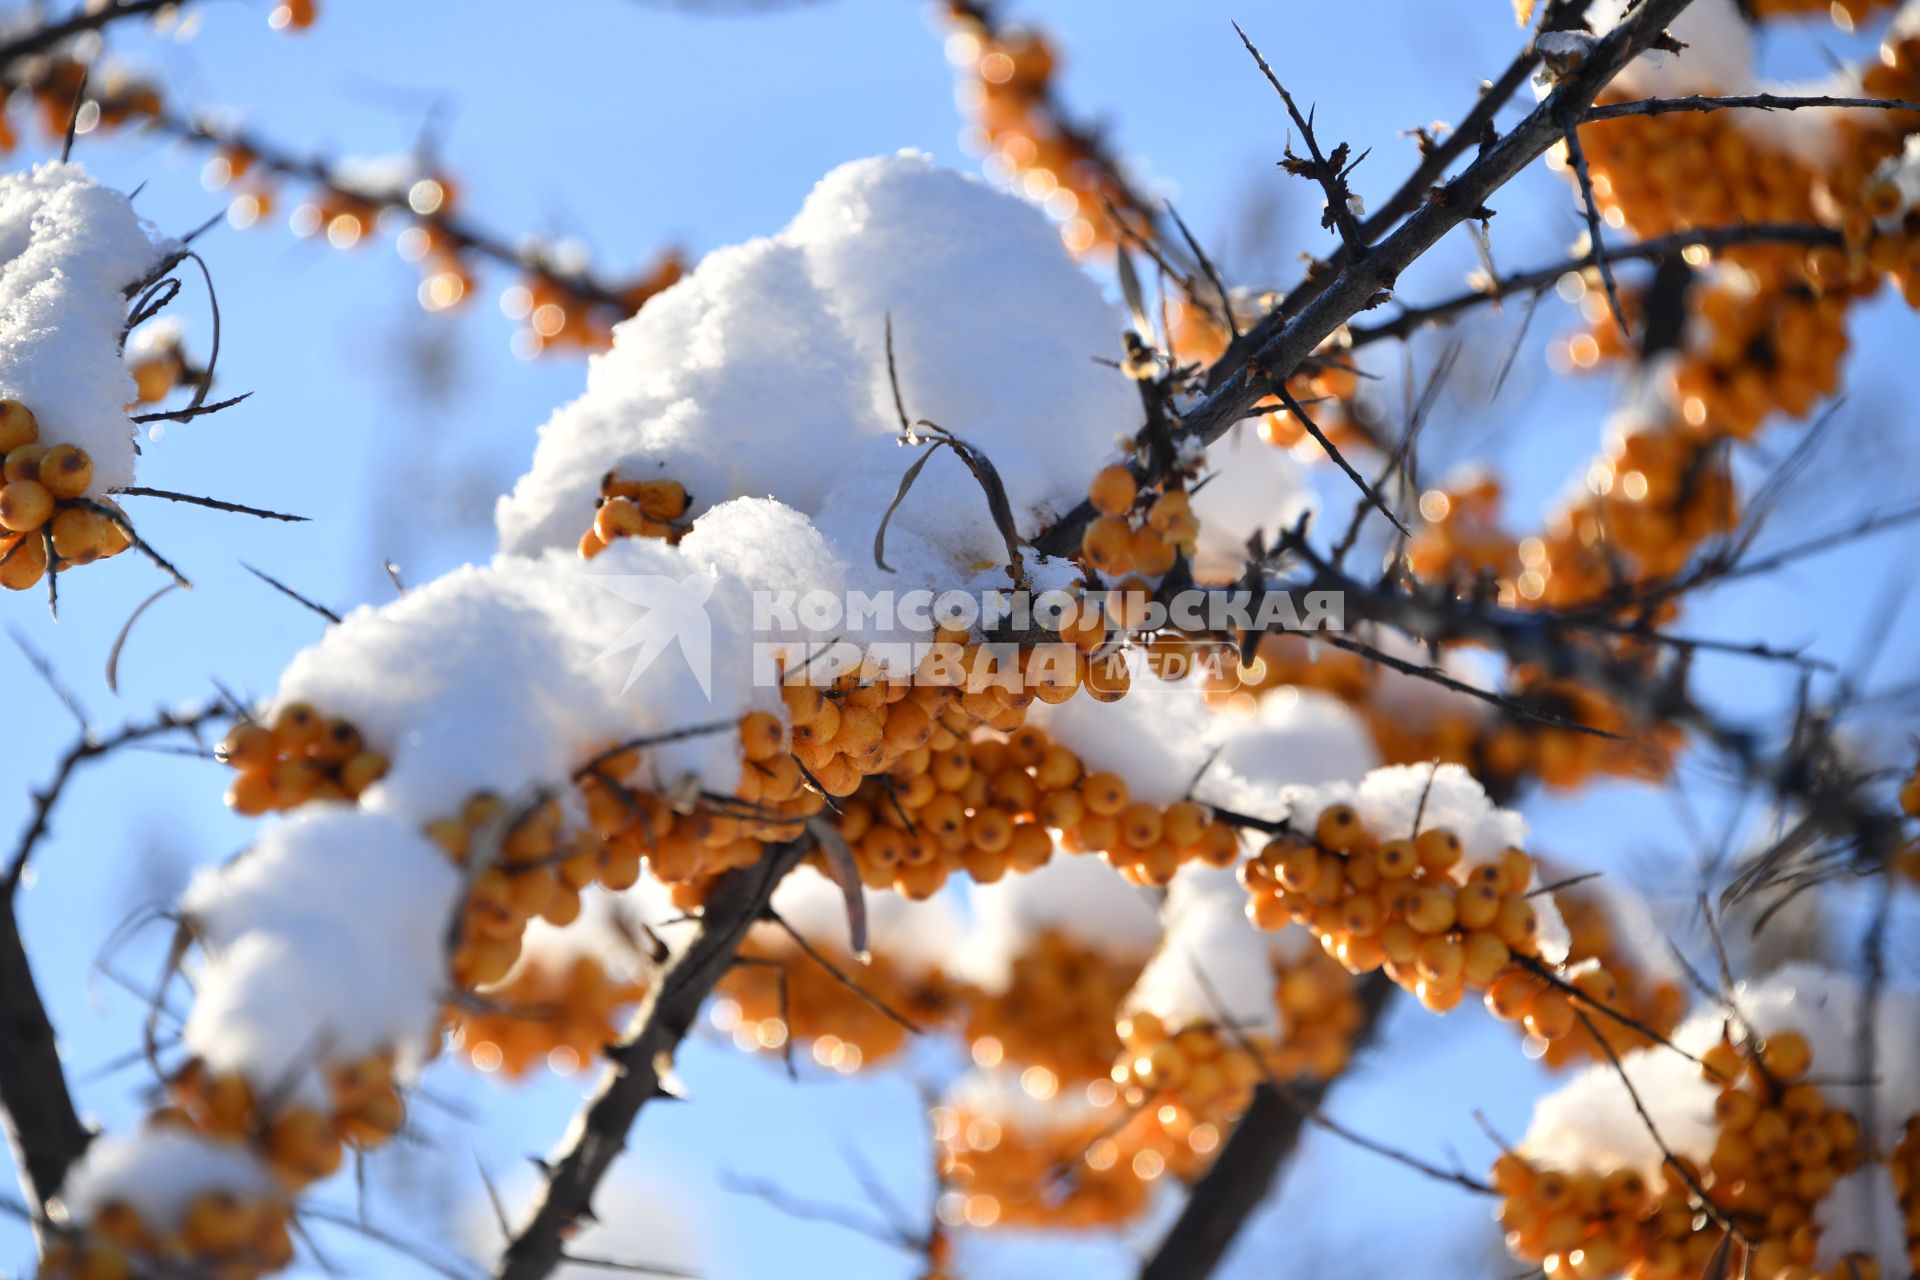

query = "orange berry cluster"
[835, 721, 1239, 897]
[44, 1158, 294, 1280]
[1664, 278, 1851, 439]
[1241, 809, 1547, 1013]
[1557, 30, 1920, 439]
[451, 952, 648, 1078]
[1529, 427, 1739, 604]
[428, 790, 618, 989]
[162, 1051, 409, 1192]
[933, 1089, 1151, 1231]
[584, 718, 835, 912]
[714, 933, 959, 1071]
[577, 472, 691, 559]
[1511, 882, 1686, 1068]
[1107, 1011, 1262, 1181]
[1496, 1032, 1872, 1280]
[963, 929, 1146, 1085]
[218, 705, 391, 816]
[1268, 944, 1367, 1081]
[1403, 424, 1737, 611]
[0, 50, 684, 350]
[1478, 668, 1682, 791]
[0, 399, 129, 590]
[1080, 465, 1198, 579]
[1566, 102, 1824, 256]
[940, 3, 1150, 257]
[1407, 473, 1523, 586]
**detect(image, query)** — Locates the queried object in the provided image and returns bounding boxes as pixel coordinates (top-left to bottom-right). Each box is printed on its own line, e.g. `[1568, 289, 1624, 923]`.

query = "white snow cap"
[1522, 964, 1920, 1176]
[60, 1131, 274, 1227]
[1283, 762, 1525, 864]
[1191, 687, 1380, 820]
[1589, 0, 1753, 97]
[0, 161, 172, 492]
[1123, 871, 1279, 1037]
[1815, 1167, 1909, 1276]
[1031, 668, 1223, 806]
[180, 805, 461, 1101]
[960, 846, 1164, 992]
[497, 151, 1138, 567]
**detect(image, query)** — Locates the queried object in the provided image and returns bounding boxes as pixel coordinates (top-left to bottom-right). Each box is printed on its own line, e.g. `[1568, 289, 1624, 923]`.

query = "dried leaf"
[1115, 246, 1151, 337]
[872, 441, 947, 573]
[806, 816, 869, 962]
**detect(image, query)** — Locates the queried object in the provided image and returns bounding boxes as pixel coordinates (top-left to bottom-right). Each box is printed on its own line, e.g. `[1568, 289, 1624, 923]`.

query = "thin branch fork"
[1232, 23, 1366, 252]
[494, 839, 812, 1280]
[1034, 0, 1701, 560]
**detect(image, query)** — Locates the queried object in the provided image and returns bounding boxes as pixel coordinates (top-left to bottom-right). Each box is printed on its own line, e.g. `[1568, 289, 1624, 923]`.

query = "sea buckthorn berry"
[0, 398, 37, 452]
[0, 532, 48, 590]
[635, 478, 689, 520]
[1415, 829, 1462, 872]
[0, 478, 52, 531]
[39, 443, 91, 498]
[1313, 804, 1365, 852]
[1762, 1030, 1812, 1081]
[1089, 464, 1138, 516]
[1081, 515, 1134, 573]
[3, 442, 46, 483]
[1083, 772, 1130, 816]
[1523, 990, 1575, 1041]
[48, 506, 117, 563]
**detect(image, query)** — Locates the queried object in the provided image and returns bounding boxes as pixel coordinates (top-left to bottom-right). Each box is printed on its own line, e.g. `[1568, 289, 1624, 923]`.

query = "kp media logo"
[586, 571, 717, 697]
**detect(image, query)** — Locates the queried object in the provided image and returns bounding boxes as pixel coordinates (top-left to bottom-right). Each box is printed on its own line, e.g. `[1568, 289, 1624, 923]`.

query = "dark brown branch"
[494, 839, 811, 1280]
[1558, 108, 1627, 334]
[1347, 224, 1840, 347]
[110, 487, 306, 522]
[1585, 92, 1920, 122]
[1232, 23, 1365, 251]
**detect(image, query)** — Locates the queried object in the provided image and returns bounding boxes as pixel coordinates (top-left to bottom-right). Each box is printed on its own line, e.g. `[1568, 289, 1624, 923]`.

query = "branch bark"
[494, 839, 811, 1280]
[0, 893, 89, 1230]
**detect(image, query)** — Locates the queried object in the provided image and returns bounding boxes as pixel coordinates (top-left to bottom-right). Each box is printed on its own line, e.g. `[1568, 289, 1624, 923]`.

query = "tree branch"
[494, 839, 811, 1280]
[1, 702, 227, 1234]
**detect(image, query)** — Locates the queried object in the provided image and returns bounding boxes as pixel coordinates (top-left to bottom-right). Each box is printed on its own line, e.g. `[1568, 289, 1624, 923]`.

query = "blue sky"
[2, 1, 1919, 1277]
